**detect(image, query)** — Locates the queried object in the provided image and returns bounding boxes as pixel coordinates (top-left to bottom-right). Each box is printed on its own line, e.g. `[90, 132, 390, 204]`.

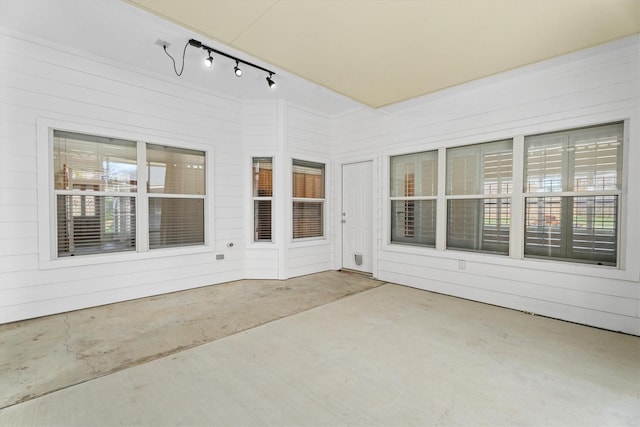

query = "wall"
[0, 30, 245, 323]
[332, 36, 640, 335]
[243, 100, 334, 279]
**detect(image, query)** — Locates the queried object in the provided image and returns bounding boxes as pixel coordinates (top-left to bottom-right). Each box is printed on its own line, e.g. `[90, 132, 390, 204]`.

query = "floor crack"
[63, 314, 99, 375]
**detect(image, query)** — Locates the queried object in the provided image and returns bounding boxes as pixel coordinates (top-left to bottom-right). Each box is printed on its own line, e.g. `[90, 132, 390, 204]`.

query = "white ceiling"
[124, 0, 639, 108]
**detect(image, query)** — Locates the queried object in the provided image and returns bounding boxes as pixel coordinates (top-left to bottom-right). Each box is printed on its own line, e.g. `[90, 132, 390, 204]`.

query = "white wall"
[332, 35, 640, 335]
[243, 100, 334, 280]
[0, 30, 246, 323]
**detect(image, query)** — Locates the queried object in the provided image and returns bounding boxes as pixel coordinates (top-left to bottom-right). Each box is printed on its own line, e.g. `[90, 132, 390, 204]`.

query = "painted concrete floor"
[1, 276, 639, 426]
[0, 270, 382, 409]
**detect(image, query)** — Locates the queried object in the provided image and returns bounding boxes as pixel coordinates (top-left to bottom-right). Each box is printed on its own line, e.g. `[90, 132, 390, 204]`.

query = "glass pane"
[253, 157, 273, 197]
[292, 160, 324, 199]
[524, 135, 566, 193]
[149, 198, 204, 249]
[390, 151, 437, 197]
[524, 196, 617, 266]
[524, 122, 623, 193]
[447, 198, 509, 255]
[571, 124, 623, 191]
[391, 200, 436, 247]
[254, 200, 272, 242]
[447, 140, 512, 195]
[57, 195, 136, 257]
[53, 131, 137, 192]
[147, 144, 205, 195]
[292, 201, 323, 239]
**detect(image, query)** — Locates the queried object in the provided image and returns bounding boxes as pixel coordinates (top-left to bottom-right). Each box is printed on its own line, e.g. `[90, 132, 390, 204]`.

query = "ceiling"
[124, 0, 639, 108]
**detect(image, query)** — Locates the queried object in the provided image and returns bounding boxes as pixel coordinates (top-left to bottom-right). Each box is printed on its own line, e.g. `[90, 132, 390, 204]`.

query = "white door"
[342, 161, 373, 273]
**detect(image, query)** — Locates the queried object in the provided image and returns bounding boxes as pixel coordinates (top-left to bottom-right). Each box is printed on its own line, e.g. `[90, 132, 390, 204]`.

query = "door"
[342, 161, 373, 273]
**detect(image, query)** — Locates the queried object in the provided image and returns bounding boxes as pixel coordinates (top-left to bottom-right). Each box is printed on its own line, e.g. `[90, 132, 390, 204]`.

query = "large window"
[292, 159, 325, 239]
[53, 130, 205, 258]
[524, 123, 622, 266]
[446, 140, 512, 254]
[390, 150, 437, 246]
[252, 157, 273, 242]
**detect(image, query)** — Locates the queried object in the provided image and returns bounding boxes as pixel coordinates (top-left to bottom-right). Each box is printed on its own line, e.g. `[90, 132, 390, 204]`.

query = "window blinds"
[390, 151, 437, 246]
[292, 159, 324, 239]
[253, 157, 273, 242]
[524, 123, 622, 265]
[446, 140, 512, 254]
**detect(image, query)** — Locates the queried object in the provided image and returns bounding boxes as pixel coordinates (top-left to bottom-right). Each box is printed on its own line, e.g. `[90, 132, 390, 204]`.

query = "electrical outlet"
[155, 39, 170, 48]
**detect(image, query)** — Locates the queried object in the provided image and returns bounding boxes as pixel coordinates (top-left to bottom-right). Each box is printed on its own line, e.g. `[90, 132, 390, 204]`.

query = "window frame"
[522, 122, 623, 267]
[37, 119, 213, 269]
[445, 139, 513, 255]
[291, 158, 326, 241]
[383, 120, 628, 274]
[389, 150, 438, 247]
[251, 156, 274, 243]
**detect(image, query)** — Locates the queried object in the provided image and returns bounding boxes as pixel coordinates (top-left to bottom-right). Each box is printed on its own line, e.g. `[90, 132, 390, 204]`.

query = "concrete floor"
[1, 273, 639, 426]
[0, 271, 382, 409]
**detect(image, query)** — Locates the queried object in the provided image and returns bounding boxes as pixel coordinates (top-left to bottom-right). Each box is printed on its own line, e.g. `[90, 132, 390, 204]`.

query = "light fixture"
[234, 60, 243, 77]
[266, 73, 276, 89]
[161, 38, 276, 89]
[203, 50, 214, 68]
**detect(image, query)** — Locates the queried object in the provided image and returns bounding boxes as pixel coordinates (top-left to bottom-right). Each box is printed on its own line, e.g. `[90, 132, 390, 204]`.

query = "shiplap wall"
[286, 104, 334, 278]
[0, 31, 245, 323]
[243, 100, 334, 280]
[332, 36, 640, 335]
[243, 100, 280, 279]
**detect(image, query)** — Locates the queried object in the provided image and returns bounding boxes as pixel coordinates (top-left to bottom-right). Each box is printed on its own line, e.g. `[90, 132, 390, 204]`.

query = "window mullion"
[511, 135, 525, 259]
[436, 147, 447, 251]
[136, 141, 149, 252]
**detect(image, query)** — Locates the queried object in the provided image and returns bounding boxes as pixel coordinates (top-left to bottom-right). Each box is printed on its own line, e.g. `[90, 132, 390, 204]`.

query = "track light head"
[203, 50, 213, 68]
[234, 61, 243, 77]
[266, 74, 276, 89]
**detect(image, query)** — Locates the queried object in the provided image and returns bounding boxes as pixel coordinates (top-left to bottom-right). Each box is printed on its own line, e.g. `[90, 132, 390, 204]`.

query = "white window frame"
[382, 120, 630, 277]
[291, 158, 326, 241]
[251, 156, 274, 243]
[37, 118, 213, 269]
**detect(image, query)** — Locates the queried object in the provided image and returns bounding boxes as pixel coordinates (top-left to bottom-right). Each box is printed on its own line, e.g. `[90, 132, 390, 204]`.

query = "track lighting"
[203, 50, 213, 68]
[266, 73, 276, 89]
[161, 38, 276, 89]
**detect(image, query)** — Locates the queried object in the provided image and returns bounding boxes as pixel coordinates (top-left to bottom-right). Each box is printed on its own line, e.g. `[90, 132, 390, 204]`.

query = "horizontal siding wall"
[286, 103, 334, 278]
[243, 100, 279, 279]
[0, 31, 245, 323]
[332, 36, 640, 335]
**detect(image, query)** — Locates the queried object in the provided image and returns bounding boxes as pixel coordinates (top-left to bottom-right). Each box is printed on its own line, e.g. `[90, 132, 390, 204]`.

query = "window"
[252, 157, 273, 242]
[446, 140, 512, 254]
[292, 159, 324, 239]
[390, 151, 437, 246]
[147, 144, 205, 249]
[524, 122, 622, 266]
[53, 130, 205, 258]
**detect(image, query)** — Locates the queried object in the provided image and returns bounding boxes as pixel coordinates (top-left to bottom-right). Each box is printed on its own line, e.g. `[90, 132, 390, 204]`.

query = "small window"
[524, 122, 622, 266]
[446, 139, 512, 255]
[252, 157, 273, 242]
[389, 150, 437, 246]
[292, 159, 325, 239]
